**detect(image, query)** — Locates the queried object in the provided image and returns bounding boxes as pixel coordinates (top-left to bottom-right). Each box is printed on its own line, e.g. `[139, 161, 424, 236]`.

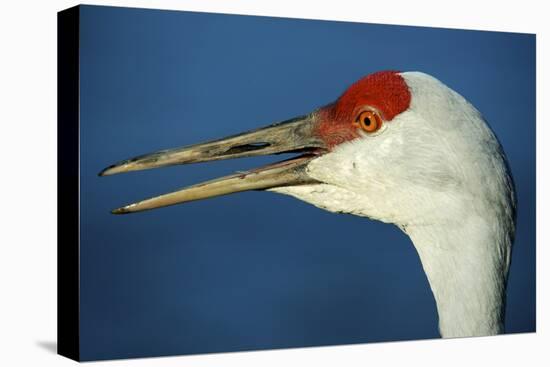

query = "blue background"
[79, 5, 536, 361]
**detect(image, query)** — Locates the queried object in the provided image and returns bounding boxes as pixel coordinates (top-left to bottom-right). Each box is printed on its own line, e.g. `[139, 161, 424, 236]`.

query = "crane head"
[100, 71, 514, 230]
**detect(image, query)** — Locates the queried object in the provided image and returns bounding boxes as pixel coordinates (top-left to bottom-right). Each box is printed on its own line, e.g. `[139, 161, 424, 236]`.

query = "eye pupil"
[354, 110, 381, 133]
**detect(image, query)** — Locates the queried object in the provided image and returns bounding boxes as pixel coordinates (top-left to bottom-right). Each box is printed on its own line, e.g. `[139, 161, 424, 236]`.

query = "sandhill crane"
[100, 71, 516, 338]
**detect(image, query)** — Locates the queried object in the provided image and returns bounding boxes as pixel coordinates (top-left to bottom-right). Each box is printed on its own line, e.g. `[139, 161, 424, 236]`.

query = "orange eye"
[354, 110, 382, 133]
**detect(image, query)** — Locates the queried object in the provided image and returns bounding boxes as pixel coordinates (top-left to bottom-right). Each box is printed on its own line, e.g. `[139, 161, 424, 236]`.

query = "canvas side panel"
[57, 5, 80, 362]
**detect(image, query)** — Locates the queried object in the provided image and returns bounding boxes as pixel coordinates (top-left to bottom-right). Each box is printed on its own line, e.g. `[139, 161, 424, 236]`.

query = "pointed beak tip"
[111, 207, 129, 215]
[99, 163, 130, 177]
[98, 166, 115, 177]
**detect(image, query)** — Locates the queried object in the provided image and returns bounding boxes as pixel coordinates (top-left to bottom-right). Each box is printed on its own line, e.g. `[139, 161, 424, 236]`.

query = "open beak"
[99, 113, 327, 214]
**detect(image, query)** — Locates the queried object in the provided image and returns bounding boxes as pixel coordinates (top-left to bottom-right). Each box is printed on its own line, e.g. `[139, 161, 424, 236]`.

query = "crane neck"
[405, 215, 512, 338]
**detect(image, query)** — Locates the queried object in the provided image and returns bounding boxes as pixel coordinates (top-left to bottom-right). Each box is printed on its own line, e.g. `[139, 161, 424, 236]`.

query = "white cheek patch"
[377, 134, 397, 156]
[268, 184, 374, 217]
